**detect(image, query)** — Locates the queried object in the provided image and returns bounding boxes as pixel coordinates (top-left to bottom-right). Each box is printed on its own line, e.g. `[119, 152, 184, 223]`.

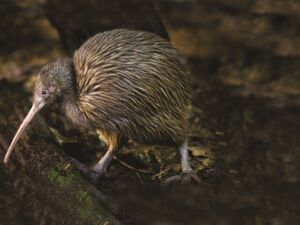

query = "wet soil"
[1, 1, 300, 225]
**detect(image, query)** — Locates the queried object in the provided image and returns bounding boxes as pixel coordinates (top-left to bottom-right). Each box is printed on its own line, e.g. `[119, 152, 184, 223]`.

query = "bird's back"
[73, 29, 191, 146]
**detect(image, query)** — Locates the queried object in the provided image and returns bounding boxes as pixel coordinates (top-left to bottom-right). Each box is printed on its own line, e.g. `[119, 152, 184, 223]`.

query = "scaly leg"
[163, 140, 201, 184]
[92, 145, 115, 176]
[179, 140, 192, 173]
[68, 143, 118, 184]
[92, 130, 126, 176]
[68, 131, 125, 184]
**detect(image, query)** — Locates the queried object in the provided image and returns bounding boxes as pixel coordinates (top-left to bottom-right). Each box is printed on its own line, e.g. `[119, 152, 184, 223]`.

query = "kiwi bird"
[4, 29, 193, 180]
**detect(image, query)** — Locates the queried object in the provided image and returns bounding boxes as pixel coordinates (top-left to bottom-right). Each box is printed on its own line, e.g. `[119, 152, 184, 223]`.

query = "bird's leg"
[68, 157, 101, 184]
[67, 144, 118, 184]
[179, 140, 192, 173]
[163, 140, 201, 185]
[68, 131, 123, 184]
[92, 145, 115, 176]
[92, 130, 126, 177]
[179, 141, 201, 183]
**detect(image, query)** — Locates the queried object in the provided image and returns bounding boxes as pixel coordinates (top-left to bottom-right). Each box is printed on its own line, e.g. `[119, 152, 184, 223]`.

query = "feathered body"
[62, 29, 191, 149]
[4, 29, 194, 177]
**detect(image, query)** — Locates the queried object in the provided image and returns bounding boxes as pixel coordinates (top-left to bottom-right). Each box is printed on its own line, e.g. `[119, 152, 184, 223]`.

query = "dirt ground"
[0, 1, 300, 225]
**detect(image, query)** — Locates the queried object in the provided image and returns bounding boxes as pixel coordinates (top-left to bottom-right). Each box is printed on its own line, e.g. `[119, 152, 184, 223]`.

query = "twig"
[113, 156, 153, 174]
[152, 167, 171, 180]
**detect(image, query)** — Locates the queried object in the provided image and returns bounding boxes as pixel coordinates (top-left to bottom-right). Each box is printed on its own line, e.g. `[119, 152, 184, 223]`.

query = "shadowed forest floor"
[0, 0, 300, 225]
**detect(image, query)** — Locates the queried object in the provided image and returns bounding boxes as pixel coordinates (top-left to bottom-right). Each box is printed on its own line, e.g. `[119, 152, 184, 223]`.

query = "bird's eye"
[41, 90, 49, 97]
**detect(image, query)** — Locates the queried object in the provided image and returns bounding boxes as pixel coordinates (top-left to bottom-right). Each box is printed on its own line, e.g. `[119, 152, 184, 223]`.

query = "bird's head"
[3, 58, 74, 163]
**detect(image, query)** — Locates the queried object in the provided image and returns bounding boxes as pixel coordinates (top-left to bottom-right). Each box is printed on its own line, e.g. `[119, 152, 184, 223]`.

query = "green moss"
[75, 190, 106, 221]
[47, 168, 78, 188]
[76, 190, 90, 203]
[47, 165, 115, 225]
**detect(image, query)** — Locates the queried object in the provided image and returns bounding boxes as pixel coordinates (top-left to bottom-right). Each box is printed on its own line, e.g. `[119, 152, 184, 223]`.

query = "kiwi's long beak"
[3, 99, 45, 164]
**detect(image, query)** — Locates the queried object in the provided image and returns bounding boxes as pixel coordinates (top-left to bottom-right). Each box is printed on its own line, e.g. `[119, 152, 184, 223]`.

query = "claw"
[163, 170, 202, 186]
[92, 162, 109, 177]
[182, 171, 202, 184]
[68, 158, 102, 184]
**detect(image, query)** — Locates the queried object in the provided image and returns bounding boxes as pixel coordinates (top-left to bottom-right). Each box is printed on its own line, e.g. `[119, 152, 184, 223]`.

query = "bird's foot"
[163, 170, 201, 186]
[68, 158, 103, 185]
[92, 162, 108, 177]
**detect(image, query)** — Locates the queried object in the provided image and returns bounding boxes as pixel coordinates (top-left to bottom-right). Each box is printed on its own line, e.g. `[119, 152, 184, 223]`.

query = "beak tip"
[3, 101, 45, 166]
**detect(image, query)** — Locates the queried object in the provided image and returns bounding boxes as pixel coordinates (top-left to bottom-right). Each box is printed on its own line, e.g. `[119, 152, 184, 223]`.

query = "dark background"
[0, 0, 300, 225]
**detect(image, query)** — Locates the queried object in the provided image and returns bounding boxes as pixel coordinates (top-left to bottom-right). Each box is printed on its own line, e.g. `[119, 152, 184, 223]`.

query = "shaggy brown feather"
[4, 29, 193, 178]
[71, 29, 191, 148]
